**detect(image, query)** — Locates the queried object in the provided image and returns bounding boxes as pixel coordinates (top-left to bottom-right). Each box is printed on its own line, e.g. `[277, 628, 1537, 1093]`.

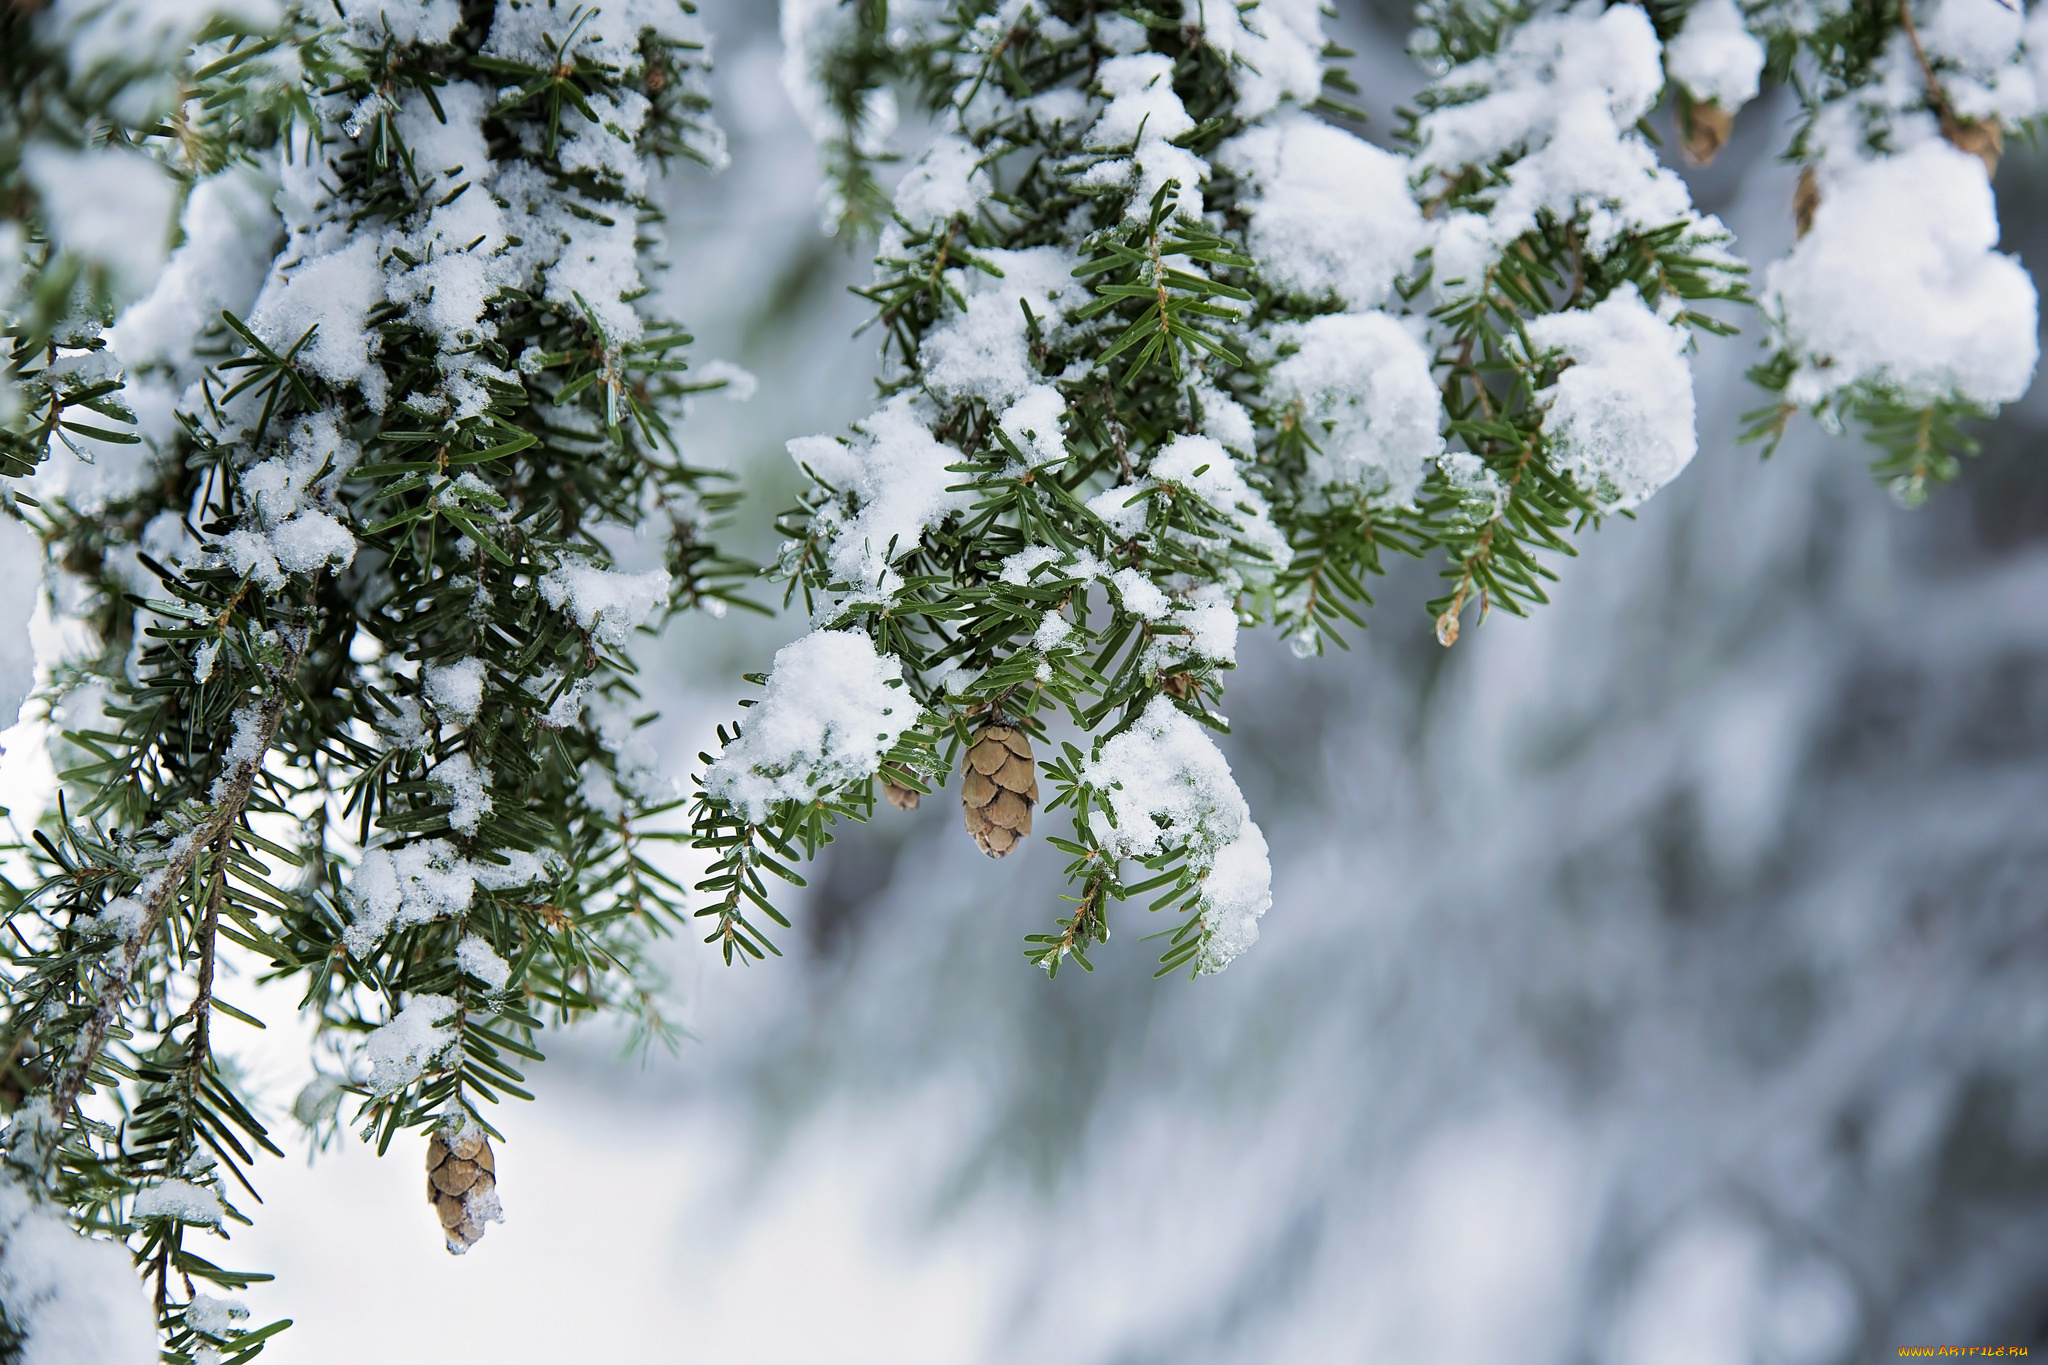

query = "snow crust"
[539, 563, 671, 647]
[703, 630, 918, 823]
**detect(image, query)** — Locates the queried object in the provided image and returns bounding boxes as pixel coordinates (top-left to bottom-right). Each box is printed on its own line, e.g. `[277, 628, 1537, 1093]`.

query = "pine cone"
[1680, 100, 1734, 166]
[1793, 166, 1821, 239]
[883, 780, 921, 811]
[426, 1124, 503, 1254]
[1945, 116, 2003, 179]
[961, 724, 1037, 858]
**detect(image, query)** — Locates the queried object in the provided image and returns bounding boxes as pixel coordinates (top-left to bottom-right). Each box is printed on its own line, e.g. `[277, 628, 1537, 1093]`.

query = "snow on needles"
[704, 630, 919, 823]
[358, 994, 460, 1096]
[1527, 286, 1698, 511]
[1084, 697, 1271, 974]
[1219, 113, 1426, 310]
[1267, 313, 1444, 508]
[0, 1176, 158, 1365]
[788, 394, 975, 596]
[1766, 139, 2039, 410]
[1420, 2, 1699, 285]
[1664, 0, 1765, 110]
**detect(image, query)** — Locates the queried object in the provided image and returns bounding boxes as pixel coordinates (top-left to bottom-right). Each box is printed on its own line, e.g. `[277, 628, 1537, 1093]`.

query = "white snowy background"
[11, 1, 2048, 1360]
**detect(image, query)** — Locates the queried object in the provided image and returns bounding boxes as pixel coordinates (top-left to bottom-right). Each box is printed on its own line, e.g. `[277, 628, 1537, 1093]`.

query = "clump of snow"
[788, 394, 975, 596]
[1418, 2, 1699, 285]
[1219, 113, 1427, 310]
[246, 236, 387, 402]
[426, 658, 487, 723]
[997, 386, 1068, 468]
[455, 933, 510, 990]
[703, 630, 919, 823]
[486, 0, 705, 73]
[0, 1175, 158, 1365]
[1268, 313, 1444, 507]
[45, 0, 279, 72]
[1526, 285, 1698, 511]
[431, 752, 494, 835]
[1665, 0, 1765, 110]
[131, 1179, 224, 1227]
[110, 162, 280, 380]
[1084, 54, 1208, 221]
[21, 143, 177, 304]
[344, 840, 477, 956]
[918, 245, 1090, 405]
[894, 134, 992, 230]
[358, 994, 459, 1096]
[539, 563, 670, 647]
[336, 0, 458, 44]
[1197, 0, 1326, 117]
[1765, 138, 2038, 410]
[88, 896, 148, 940]
[1082, 696, 1270, 973]
[185, 1294, 248, 1341]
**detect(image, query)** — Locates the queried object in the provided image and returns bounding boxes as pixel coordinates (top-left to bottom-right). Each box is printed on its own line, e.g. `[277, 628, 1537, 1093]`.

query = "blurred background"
[83, 1, 2048, 1360]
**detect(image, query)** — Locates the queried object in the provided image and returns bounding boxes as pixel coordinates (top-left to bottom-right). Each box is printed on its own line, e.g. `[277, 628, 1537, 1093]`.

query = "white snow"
[1086, 54, 1208, 222]
[1082, 696, 1270, 973]
[132, 1179, 224, 1226]
[0, 518, 39, 733]
[0, 1176, 157, 1365]
[1665, 0, 1765, 109]
[110, 162, 280, 379]
[1219, 113, 1427, 310]
[918, 246, 1090, 406]
[185, 1294, 248, 1340]
[358, 994, 460, 1096]
[456, 933, 511, 990]
[702, 630, 919, 823]
[1268, 312, 1445, 507]
[997, 385, 1068, 468]
[894, 134, 992, 231]
[1197, 0, 1327, 118]
[538, 563, 671, 647]
[344, 840, 478, 956]
[788, 394, 975, 595]
[1526, 285, 1698, 512]
[247, 236, 386, 400]
[21, 143, 177, 304]
[1418, 2, 1697, 282]
[431, 751, 494, 835]
[1765, 138, 2039, 410]
[426, 658, 487, 723]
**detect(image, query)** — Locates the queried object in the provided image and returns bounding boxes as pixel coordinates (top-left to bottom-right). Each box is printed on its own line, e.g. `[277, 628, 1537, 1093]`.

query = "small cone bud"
[961, 724, 1038, 858]
[427, 1121, 504, 1254]
[1945, 116, 2002, 178]
[1793, 166, 1821, 239]
[1681, 100, 1734, 166]
[883, 781, 920, 811]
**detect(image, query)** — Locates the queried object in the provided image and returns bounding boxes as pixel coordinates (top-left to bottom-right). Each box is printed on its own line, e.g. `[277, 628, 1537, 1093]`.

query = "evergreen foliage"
[0, 0, 746, 1355]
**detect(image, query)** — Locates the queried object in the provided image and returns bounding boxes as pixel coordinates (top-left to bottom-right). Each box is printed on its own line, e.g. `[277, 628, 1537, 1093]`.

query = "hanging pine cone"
[1680, 99, 1734, 166]
[961, 723, 1037, 858]
[1945, 115, 2003, 179]
[1793, 165, 1821, 238]
[426, 1123, 503, 1254]
[883, 780, 921, 811]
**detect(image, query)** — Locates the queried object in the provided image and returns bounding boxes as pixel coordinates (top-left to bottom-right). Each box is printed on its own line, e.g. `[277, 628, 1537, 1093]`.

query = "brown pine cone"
[427, 1124, 503, 1254]
[1680, 100, 1734, 167]
[1945, 116, 2003, 179]
[1793, 166, 1821, 239]
[961, 724, 1037, 858]
[883, 780, 921, 811]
